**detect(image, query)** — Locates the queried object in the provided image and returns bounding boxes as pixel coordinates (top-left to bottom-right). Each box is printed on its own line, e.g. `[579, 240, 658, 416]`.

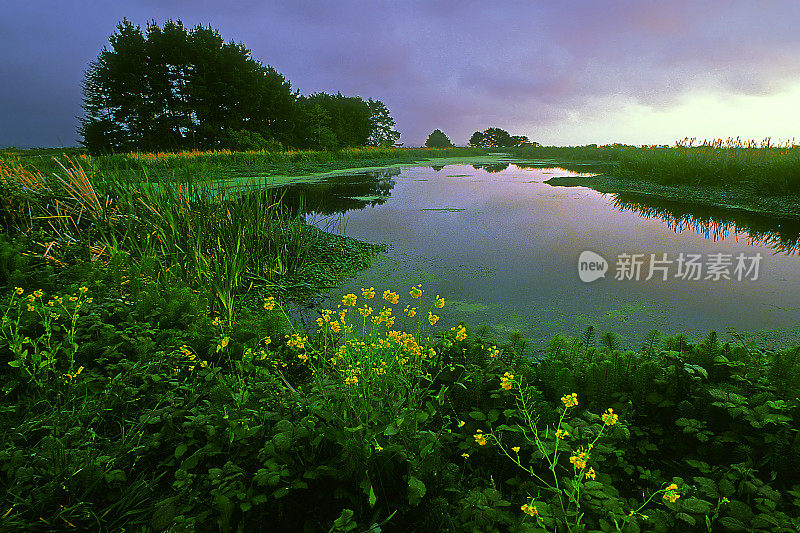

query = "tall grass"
[0, 156, 320, 320]
[511, 139, 800, 194]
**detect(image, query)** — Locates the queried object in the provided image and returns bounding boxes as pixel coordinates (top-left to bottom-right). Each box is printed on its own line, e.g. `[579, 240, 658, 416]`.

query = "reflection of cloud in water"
[611, 193, 800, 255]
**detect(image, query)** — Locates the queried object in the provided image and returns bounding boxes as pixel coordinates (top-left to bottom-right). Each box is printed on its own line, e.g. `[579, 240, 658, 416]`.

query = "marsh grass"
[511, 138, 800, 194]
[0, 156, 327, 319]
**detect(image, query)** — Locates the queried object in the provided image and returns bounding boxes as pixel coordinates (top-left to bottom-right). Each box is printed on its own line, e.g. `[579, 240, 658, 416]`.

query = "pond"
[275, 157, 800, 351]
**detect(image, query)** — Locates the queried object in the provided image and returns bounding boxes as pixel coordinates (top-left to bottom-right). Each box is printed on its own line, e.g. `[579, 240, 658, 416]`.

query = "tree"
[299, 92, 372, 148]
[425, 129, 454, 148]
[468, 127, 532, 148]
[80, 19, 402, 153]
[367, 99, 400, 147]
[80, 19, 299, 153]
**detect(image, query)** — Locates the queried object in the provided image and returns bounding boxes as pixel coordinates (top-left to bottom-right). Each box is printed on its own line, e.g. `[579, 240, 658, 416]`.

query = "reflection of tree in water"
[265, 167, 399, 216]
[431, 165, 444, 172]
[471, 163, 510, 173]
[611, 193, 800, 254]
[513, 162, 612, 175]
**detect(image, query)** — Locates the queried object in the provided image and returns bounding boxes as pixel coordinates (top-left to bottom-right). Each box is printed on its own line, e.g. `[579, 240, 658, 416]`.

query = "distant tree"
[425, 129, 454, 148]
[468, 127, 531, 148]
[367, 99, 401, 146]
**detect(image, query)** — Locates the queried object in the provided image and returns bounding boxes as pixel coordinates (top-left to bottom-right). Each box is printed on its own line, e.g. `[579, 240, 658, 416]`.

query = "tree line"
[80, 19, 400, 154]
[425, 127, 536, 148]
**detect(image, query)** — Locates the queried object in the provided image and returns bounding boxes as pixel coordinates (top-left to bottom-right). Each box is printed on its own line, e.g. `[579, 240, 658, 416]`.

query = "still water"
[278, 159, 800, 350]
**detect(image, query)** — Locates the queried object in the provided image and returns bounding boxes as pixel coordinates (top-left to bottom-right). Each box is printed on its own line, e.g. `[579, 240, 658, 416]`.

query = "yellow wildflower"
[461, 453, 470, 459]
[500, 372, 515, 390]
[434, 296, 444, 308]
[297, 353, 308, 362]
[521, 504, 538, 517]
[512, 446, 521, 454]
[410, 285, 422, 299]
[14, 287, 23, 295]
[216, 336, 230, 352]
[342, 293, 357, 306]
[602, 408, 619, 426]
[473, 430, 487, 446]
[361, 287, 375, 299]
[263, 297, 276, 310]
[330, 321, 342, 334]
[457, 420, 466, 428]
[428, 312, 439, 326]
[78, 286, 88, 294]
[569, 451, 588, 470]
[585, 467, 596, 480]
[26, 304, 34, 312]
[33, 289, 43, 298]
[405, 306, 417, 318]
[561, 393, 579, 408]
[382, 290, 399, 304]
[555, 429, 569, 439]
[663, 483, 681, 503]
[359, 305, 373, 317]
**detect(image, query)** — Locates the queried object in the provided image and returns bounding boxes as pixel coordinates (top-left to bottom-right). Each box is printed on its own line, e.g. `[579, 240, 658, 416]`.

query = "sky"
[3, 0, 800, 148]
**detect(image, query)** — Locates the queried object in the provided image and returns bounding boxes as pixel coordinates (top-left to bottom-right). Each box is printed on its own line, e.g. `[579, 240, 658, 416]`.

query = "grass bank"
[1, 146, 486, 182]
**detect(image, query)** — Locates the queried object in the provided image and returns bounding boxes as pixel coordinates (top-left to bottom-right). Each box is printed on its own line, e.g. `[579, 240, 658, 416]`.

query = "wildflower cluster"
[561, 392, 579, 408]
[520, 503, 538, 518]
[2, 286, 93, 385]
[663, 483, 681, 503]
[500, 372, 515, 390]
[176, 344, 209, 372]
[602, 407, 619, 426]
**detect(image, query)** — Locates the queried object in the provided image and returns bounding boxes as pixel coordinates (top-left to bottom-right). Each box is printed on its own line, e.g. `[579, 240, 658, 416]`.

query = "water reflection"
[272, 167, 398, 215]
[611, 193, 800, 254]
[472, 162, 510, 173]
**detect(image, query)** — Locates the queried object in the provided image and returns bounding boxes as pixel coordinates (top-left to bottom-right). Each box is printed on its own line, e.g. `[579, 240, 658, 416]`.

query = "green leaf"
[408, 475, 426, 506]
[717, 517, 746, 532]
[468, 410, 486, 421]
[676, 512, 696, 526]
[681, 496, 712, 515]
[174, 444, 188, 458]
[368, 483, 377, 507]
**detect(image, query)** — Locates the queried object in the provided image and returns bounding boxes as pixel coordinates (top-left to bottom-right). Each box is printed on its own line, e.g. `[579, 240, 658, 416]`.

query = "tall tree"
[80, 19, 299, 153]
[367, 99, 400, 147]
[425, 129, 454, 148]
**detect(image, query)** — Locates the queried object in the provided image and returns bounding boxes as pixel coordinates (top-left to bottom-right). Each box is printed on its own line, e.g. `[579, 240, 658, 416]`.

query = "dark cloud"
[2, 0, 800, 147]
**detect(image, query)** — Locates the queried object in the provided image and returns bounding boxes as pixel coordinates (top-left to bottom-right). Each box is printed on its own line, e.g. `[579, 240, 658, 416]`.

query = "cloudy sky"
[3, 0, 800, 148]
